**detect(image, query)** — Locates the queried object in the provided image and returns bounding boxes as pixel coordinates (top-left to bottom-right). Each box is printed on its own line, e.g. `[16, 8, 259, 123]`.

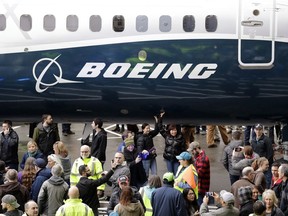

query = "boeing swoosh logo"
[32, 55, 83, 93]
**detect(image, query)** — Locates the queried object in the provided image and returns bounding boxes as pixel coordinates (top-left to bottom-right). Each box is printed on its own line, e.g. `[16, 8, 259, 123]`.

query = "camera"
[234, 147, 243, 152]
[138, 152, 149, 160]
[206, 192, 214, 197]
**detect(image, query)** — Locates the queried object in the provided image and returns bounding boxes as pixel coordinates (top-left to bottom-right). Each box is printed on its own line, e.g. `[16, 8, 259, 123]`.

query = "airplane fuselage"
[1, 0, 288, 124]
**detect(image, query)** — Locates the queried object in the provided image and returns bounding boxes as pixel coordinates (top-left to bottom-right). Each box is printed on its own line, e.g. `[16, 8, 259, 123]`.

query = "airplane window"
[136, 15, 148, 32]
[20, 14, 32, 31]
[90, 15, 102, 32]
[113, 15, 125, 32]
[67, 15, 78, 32]
[183, 15, 195, 32]
[205, 15, 217, 32]
[159, 15, 171, 32]
[0, 14, 6, 31]
[43, 15, 56, 32]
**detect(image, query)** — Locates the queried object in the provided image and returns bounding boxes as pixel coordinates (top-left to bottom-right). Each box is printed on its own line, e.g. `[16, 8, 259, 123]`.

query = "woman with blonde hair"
[20, 140, 44, 169]
[251, 157, 269, 190]
[262, 189, 284, 215]
[18, 157, 37, 191]
[53, 141, 71, 184]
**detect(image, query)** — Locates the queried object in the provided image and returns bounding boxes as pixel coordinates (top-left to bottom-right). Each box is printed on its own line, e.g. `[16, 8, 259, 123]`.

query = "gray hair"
[51, 164, 63, 177]
[242, 166, 254, 177]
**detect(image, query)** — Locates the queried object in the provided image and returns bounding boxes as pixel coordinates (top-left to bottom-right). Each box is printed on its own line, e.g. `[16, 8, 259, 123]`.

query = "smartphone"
[234, 147, 243, 152]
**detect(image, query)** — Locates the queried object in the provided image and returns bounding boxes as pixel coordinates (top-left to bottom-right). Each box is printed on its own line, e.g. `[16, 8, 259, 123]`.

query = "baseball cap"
[187, 141, 200, 151]
[2, 194, 20, 208]
[176, 151, 192, 160]
[34, 158, 47, 169]
[163, 172, 174, 182]
[220, 190, 235, 204]
[255, 124, 263, 129]
[118, 175, 129, 184]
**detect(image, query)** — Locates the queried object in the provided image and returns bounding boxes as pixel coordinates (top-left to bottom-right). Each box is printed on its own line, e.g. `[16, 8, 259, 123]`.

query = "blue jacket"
[30, 167, 51, 201]
[20, 150, 44, 169]
[151, 184, 187, 216]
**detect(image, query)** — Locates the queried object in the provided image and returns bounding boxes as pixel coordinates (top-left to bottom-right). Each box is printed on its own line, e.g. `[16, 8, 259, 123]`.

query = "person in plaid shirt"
[188, 141, 210, 206]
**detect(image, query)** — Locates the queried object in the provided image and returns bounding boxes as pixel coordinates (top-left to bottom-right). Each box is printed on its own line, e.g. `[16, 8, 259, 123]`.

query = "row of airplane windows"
[0, 14, 218, 33]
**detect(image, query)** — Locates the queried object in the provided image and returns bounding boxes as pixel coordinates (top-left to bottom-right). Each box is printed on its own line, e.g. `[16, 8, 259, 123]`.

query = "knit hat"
[220, 190, 235, 204]
[163, 172, 174, 182]
[238, 186, 253, 205]
[2, 194, 20, 208]
[124, 138, 134, 147]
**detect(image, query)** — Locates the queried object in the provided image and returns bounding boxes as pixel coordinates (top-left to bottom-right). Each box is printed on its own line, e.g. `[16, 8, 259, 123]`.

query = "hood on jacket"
[144, 186, 156, 200]
[48, 176, 65, 186]
[0, 182, 22, 193]
[119, 202, 142, 213]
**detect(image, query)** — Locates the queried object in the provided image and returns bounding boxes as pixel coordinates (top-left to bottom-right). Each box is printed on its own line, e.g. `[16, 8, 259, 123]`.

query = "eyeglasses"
[187, 193, 195, 196]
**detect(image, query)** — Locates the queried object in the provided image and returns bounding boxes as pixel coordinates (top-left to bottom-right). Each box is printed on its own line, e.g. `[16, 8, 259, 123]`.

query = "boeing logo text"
[77, 63, 218, 79]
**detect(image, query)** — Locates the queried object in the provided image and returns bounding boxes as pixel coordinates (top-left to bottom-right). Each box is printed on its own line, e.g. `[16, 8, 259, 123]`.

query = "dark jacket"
[90, 128, 107, 162]
[151, 184, 187, 216]
[77, 169, 114, 214]
[30, 167, 52, 202]
[0, 128, 19, 166]
[160, 128, 186, 161]
[0, 181, 29, 213]
[239, 200, 254, 216]
[136, 122, 160, 160]
[33, 123, 60, 157]
[124, 147, 147, 189]
[107, 186, 145, 215]
[20, 150, 44, 170]
[250, 134, 274, 165]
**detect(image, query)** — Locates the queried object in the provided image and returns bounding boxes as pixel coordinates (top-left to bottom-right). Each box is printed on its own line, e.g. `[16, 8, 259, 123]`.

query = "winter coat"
[151, 184, 187, 216]
[0, 181, 29, 213]
[160, 129, 186, 161]
[38, 176, 69, 216]
[76, 169, 114, 214]
[90, 128, 107, 162]
[33, 123, 60, 157]
[20, 150, 44, 170]
[250, 134, 274, 165]
[114, 201, 145, 216]
[221, 140, 243, 176]
[107, 186, 145, 215]
[124, 147, 147, 189]
[0, 128, 19, 166]
[30, 168, 52, 202]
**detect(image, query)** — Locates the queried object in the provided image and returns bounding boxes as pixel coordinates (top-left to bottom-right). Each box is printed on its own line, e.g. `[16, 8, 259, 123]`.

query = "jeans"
[142, 158, 157, 178]
[165, 160, 179, 176]
[244, 126, 256, 145]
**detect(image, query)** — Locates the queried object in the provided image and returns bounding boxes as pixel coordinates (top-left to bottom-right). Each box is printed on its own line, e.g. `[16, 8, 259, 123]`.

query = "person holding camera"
[123, 137, 147, 189]
[200, 190, 239, 215]
[221, 130, 244, 185]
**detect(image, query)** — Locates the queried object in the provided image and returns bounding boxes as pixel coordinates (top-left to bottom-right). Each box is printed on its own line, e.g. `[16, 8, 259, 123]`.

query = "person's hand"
[203, 195, 209, 205]
[135, 156, 142, 164]
[213, 192, 220, 203]
[194, 210, 200, 216]
[111, 160, 117, 169]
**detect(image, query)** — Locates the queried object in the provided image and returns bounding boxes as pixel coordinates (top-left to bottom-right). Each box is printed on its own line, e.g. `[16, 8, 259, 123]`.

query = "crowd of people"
[0, 113, 288, 216]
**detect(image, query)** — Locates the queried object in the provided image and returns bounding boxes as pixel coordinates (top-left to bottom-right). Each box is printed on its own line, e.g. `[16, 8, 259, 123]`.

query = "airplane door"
[238, 0, 276, 68]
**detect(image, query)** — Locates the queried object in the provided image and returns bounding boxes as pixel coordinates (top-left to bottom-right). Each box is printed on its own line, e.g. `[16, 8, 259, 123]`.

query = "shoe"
[67, 131, 75, 135]
[63, 132, 68, 136]
[112, 125, 120, 132]
[207, 144, 217, 148]
[214, 138, 220, 142]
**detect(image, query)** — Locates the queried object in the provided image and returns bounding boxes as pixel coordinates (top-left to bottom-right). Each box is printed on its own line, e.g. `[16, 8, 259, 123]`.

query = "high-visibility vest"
[174, 164, 198, 198]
